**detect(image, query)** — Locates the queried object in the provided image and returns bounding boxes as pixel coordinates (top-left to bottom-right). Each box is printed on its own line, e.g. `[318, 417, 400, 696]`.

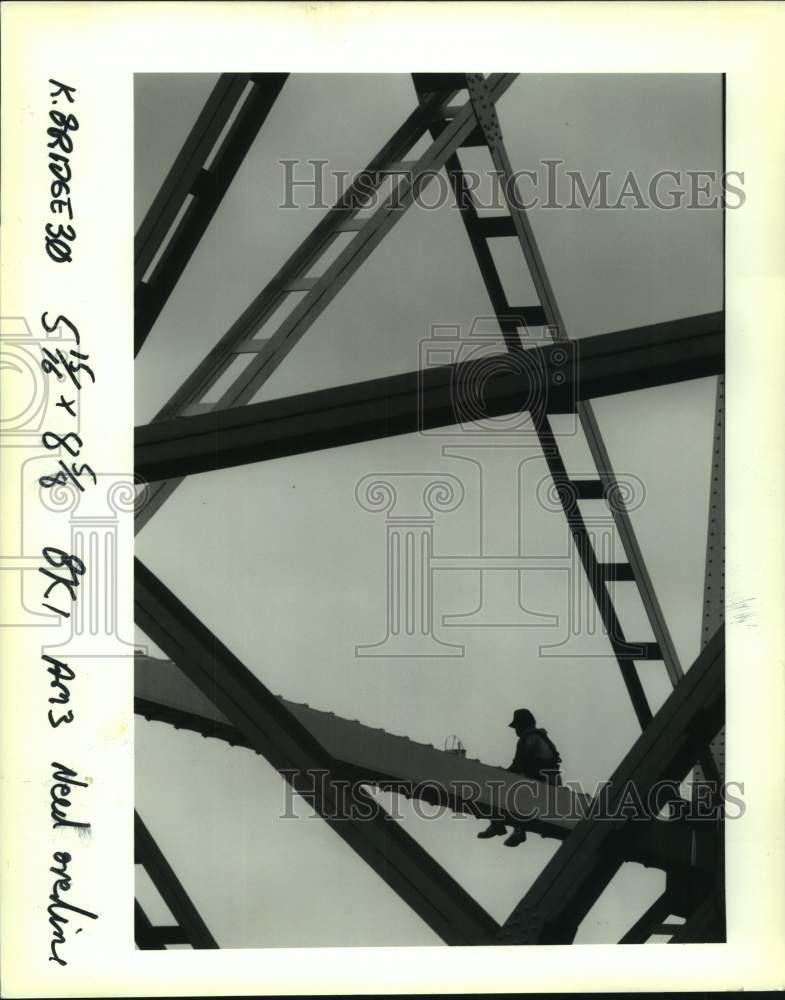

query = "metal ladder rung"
[234, 338, 270, 354]
[381, 160, 419, 175]
[416, 80, 682, 731]
[504, 306, 548, 326]
[600, 563, 636, 582]
[284, 276, 318, 292]
[153, 926, 191, 945]
[189, 167, 214, 199]
[570, 480, 605, 500]
[335, 218, 366, 232]
[611, 640, 663, 661]
[478, 216, 517, 238]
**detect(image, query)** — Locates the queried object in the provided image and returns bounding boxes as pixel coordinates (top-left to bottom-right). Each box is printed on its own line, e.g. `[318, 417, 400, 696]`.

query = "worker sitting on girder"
[477, 708, 563, 847]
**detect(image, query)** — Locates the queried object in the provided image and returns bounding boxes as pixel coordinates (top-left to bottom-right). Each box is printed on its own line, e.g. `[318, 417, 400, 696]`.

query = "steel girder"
[433, 72, 694, 707]
[133, 71, 726, 949]
[133, 655, 711, 868]
[134, 558, 500, 946]
[135, 73, 288, 356]
[497, 625, 724, 945]
[134, 310, 723, 483]
[134, 811, 219, 949]
[134, 75, 515, 531]
[432, 82, 725, 932]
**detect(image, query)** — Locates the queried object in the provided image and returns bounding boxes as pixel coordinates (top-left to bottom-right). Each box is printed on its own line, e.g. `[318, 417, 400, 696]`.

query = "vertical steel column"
[693, 375, 726, 784]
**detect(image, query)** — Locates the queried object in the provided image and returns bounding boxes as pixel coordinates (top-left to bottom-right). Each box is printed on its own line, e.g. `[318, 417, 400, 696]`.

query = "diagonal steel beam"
[135, 75, 247, 283]
[135, 75, 515, 532]
[203, 74, 516, 407]
[134, 653, 714, 869]
[134, 312, 722, 483]
[134, 558, 500, 945]
[135, 73, 288, 356]
[457, 73, 698, 692]
[498, 625, 724, 945]
[135, 810, 219, 949]
[533, 412, 653, 726]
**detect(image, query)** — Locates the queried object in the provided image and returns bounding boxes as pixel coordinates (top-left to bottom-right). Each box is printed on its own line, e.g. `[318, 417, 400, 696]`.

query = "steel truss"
[134, 811, 218, 950]
[135, 312, 722, 482]
[135, 73, 288, 356]
[134, 651, 718, 873]
[135, 558, 500, 946]
[133, 72, 725, 948]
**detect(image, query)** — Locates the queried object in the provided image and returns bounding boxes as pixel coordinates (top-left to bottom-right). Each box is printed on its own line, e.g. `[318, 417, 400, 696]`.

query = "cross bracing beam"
[134, 653, 579, 841]
[498, 625, 724, 945]
[134, 810, 219, 949]
[133, 72, 727, 949]
[165, 74, 516, 407]
[134, 559, 500, 946]
[134, 653, 715, 873]
[134, 75, 513, 531]
[135, 311, 723, 483]
[432, 73, 701, 705]
[410, 74, 728, 737]
[135, 73, 288, 356]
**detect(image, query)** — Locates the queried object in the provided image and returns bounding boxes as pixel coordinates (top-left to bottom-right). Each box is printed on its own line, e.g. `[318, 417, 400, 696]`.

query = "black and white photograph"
[1, 3, 784, 996]
[133, 70, 726, 949]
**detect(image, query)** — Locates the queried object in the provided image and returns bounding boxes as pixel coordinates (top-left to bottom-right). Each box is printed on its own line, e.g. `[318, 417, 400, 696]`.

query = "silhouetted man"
[477, 708, 562, 847]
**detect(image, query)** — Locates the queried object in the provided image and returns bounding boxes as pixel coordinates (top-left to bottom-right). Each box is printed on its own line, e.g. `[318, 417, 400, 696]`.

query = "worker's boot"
[477, 822, 507, 839]
[503, 828, 527, 847]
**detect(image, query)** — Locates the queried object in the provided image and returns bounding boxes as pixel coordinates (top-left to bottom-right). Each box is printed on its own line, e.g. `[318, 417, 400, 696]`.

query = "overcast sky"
[134, 73, 722, 948]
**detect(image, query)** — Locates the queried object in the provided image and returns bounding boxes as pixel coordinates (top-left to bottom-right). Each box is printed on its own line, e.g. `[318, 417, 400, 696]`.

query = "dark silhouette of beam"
[134, 558, 500, 946]
[135, 811, 219, 949]
[135, 73, 288, 356]
[135, 311, 723, 483]
[498, 625, 724, 945]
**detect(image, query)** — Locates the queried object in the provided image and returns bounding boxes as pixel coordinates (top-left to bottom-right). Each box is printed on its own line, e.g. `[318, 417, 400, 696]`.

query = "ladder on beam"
[132, 74, 724, 947]
[136, 70, 686, 730]
[135, 73, 516, 533]
[412, 72, 686, 728]
[421, 73, 724, 945]
[134, 811, 218, 950]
